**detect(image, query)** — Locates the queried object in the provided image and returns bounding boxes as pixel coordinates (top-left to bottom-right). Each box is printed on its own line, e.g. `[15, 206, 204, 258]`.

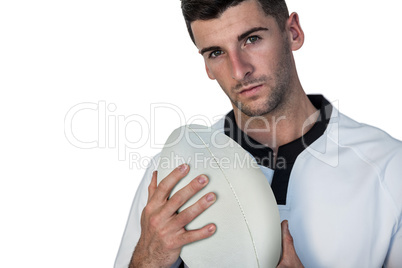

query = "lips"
[239, 84, 263, 96]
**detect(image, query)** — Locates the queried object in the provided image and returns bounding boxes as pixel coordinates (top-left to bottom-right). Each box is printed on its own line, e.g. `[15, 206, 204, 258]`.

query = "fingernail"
[208, 225, 216, 233]
[198, 175, 207, 184]
[206, 193, 215, 202]
[179, 164, 188, 172]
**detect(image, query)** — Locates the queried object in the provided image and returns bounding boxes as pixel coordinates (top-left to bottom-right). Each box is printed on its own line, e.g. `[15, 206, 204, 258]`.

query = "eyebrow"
[200, 46, 222, 56]
[237, 27, 269, 42]
[199, 27, 269, 56]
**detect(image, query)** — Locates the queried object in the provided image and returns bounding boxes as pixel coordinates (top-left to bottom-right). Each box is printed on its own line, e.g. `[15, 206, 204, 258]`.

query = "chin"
[234, 100, 274, 117]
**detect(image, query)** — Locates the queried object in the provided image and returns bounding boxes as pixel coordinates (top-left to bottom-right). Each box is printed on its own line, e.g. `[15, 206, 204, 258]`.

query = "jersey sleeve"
[113, 154, 160, 268]
[384, 222, 402, 267]
[383, 147, 402, 267]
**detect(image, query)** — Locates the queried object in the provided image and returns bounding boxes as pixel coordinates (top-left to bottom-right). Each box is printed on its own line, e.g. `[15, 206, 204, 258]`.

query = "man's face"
[191, 0, 294, 117]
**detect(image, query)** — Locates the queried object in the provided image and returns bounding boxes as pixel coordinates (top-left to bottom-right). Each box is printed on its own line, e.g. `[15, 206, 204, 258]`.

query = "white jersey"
[114, 95, 402, 268]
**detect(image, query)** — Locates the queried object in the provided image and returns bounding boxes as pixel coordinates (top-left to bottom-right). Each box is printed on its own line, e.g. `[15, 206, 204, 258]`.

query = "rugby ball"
[157, 124, 281, 267]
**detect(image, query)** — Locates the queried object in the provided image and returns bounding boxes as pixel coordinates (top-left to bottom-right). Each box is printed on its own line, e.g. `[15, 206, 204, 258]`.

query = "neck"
[232, 87, 318, 155]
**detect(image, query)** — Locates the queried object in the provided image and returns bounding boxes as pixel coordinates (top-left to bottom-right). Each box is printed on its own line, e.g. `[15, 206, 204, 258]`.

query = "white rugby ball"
[157, 124, 281, 268]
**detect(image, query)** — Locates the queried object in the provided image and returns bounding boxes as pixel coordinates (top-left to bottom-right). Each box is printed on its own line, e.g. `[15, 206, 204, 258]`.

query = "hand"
[277, 220, 304, 268]
[130, 164, 216, 268]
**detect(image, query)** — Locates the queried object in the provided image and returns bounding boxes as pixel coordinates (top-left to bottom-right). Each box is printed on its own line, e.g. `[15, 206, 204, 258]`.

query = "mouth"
[239, 84, 263, 95]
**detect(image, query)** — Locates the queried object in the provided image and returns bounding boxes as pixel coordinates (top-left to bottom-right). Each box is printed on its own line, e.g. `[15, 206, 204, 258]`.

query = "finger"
[147, 171, 158, 203]
[173, 191, 216, 228]
[153, 164, 190, 203]
[163, 174, 209, 216]
[178, 223, 216, 247]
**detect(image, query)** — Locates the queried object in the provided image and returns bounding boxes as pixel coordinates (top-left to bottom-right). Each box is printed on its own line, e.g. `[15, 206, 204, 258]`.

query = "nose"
[229, 50, 253, 81]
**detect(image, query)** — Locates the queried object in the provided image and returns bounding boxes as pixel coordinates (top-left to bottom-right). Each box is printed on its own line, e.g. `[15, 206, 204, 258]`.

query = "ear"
[286, 12, 304, 51]
[205, 62, 216, 80]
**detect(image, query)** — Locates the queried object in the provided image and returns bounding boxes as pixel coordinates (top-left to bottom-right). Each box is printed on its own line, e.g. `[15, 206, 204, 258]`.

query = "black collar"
[223, 94, 333, 204]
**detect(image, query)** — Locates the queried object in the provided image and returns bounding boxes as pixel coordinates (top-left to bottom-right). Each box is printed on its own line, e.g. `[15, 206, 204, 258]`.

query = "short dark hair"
[181, 0, 289, 44]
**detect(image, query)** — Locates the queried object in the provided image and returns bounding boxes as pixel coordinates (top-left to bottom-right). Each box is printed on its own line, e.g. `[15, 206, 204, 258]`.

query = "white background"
[1, 0, 401, 267]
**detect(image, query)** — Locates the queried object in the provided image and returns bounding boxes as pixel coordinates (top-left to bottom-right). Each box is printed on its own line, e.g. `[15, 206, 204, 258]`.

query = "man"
[115, 0, 402, 267]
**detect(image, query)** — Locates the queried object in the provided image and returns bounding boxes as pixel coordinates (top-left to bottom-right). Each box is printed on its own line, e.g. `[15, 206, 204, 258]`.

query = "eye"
[209, 50, 224, 59]
[245, 36, 260, 44]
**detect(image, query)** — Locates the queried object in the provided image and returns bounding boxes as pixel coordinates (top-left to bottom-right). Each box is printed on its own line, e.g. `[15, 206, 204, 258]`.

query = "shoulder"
[114, 152, 162, 268]
[335, 111, 402, 218]
[334, 111, 402, 161]
[140, 153, 161, 185]
[131, 153, 162, 205]
[211, 114, 226, 132]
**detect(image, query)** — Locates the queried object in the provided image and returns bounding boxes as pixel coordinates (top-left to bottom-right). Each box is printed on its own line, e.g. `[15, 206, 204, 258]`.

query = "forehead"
[191, 0, 278, 49]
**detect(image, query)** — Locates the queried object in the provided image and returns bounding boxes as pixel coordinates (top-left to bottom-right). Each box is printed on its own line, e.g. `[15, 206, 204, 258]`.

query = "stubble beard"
[227, 40, 293, 117]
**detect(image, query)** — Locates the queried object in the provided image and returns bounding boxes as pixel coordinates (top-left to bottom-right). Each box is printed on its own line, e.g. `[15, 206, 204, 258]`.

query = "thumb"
[282, 220, 295, 252]
[277, 220, 303, 268]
